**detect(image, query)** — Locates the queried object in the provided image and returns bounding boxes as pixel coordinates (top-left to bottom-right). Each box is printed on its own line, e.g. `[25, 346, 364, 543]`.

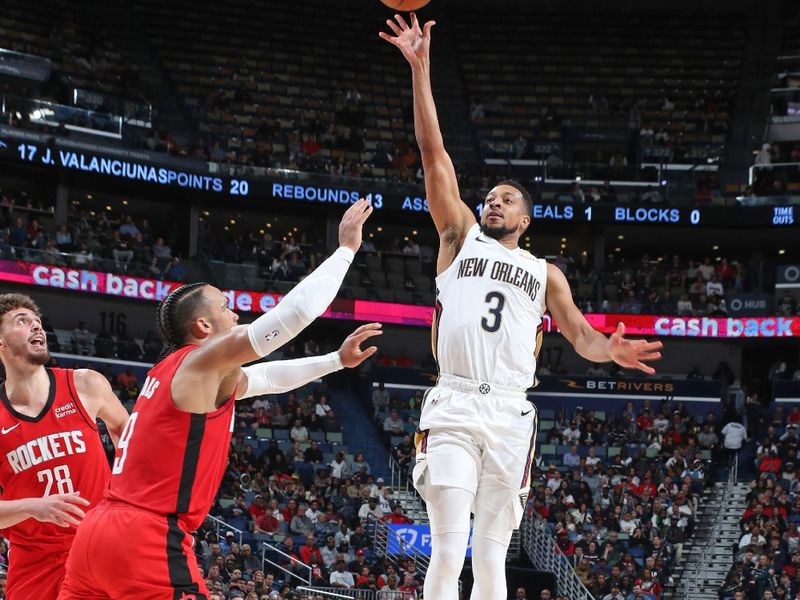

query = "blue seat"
[227, 516, 248, 531]
[273, 429, 290, 441]
[309, 431, 326, 442]
[539, 408, 556, 420]
[629, 547, 646, 564]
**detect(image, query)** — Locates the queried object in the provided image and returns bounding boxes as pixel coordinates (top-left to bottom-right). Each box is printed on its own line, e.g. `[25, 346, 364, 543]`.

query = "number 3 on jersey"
[112, 412, 139, 475]
[481, 291, 506, 333]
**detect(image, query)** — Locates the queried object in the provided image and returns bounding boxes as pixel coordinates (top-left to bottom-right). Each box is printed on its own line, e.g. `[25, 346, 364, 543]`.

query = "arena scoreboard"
[2, 132, 797, 227]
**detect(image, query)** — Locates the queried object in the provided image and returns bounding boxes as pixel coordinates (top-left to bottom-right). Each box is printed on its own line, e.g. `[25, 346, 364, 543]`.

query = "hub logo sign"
[388, 525, 474, 557]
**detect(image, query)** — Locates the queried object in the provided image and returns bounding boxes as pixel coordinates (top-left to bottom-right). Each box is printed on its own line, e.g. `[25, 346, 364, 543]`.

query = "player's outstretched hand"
[338, 198, 374, 254]
[29, 492, 90, 528]
[607, 322, 664, 375]
[379, 12, 436, 68]
[337, 323, 383, 368]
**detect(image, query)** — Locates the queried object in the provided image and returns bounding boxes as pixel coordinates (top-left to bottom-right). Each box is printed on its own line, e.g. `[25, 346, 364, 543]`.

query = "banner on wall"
[387, 524, 473, 557]
[726, 293, 772, 317]
[1, 259, 799, 338]
[535, 376, 721, 400]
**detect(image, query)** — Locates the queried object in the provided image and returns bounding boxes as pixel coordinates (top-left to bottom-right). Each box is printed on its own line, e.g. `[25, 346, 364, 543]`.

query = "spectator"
[706, 274, 724, 298]
[402, 238, 420, 255]
[721, 419, 748, 466]
[70, 321, 92, 355]
[300, 534, 323, 566]
[329, 451, 350, 480]
[383, 504, 414, 525]
[564, 445, 581, 468]
[372, 382, 390, 418]
[358, 497, 383, 523]
[383, 410, 403, 436]
[290, 505, 314, 537]
[290, 418, 309, 442]
[315, 396, 332, 417]
[330, 560, 355, 589]
[321, 536, 338, 568]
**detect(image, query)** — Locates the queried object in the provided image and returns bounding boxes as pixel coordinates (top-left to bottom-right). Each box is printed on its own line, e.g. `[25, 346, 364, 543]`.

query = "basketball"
[380, 0, 432, 11]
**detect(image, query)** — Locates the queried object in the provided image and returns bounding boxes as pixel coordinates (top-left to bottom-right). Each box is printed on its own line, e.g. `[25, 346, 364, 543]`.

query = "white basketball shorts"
[412, 374, 538, 538]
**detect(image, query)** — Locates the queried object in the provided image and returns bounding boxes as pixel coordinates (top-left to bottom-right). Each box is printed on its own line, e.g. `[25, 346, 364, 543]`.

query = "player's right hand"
[29, 492, 90, 528]
[338, 198, 374, 253]
[379, 13, 436, 68]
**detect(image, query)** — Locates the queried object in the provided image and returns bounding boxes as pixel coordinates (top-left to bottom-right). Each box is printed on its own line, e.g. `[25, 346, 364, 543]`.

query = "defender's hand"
[338, 198, 374, 253]
[337, 323, 382, 368]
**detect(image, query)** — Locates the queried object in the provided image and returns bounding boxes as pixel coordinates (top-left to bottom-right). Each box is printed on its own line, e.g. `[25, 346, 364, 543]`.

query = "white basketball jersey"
[433, 223, 548, 389]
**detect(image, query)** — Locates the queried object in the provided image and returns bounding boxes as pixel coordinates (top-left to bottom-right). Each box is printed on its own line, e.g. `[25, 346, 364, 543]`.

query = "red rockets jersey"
[106, 345, 235, 532]
[0, 368, 110, 555]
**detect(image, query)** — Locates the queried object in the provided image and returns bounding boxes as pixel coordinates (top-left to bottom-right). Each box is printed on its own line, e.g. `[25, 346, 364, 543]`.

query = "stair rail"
[295, 586, 375, 599]
[260, 541, 312, 586]
[388, 455, 426, 521]
[368, 514, 432, 578]
[205, 514, 243, 547]
[682, 454, 739, 600]
[519, 512, 595, 600]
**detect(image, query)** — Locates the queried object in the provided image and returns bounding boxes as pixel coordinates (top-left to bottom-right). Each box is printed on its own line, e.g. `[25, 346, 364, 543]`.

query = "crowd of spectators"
[373, 383, 725, 600]
[0, 325, 432, 599]
[718, 404, 800, 600]
[558, 251, 796, 317]
[193, 376, 429, 600]
[527, 399, 723, 600]
[0, 189, 185, 281]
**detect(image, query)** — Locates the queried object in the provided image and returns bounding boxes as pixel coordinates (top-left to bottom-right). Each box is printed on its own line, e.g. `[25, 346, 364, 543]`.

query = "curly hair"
[155, 282, 209, 360]
[0, 294, 41, 323]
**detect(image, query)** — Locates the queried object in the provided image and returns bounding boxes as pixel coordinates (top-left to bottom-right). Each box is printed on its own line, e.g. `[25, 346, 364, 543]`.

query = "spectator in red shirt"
[759, 451, 782, 474]
[636, 409, 654, 432]
[637, 473, 658, 498]
[115, 367, 138, 389]
[281, 498, 298, 524]
[300, 535, 324, 566]
[399, 572, 420, 598]
[788, 406, 800, 425]
[302, 135, 321, 156]
[248, 495, 267, 522]
[254, 511, 280, 536]
[383, 504, 414, 525]
[556, 531, 575, 555]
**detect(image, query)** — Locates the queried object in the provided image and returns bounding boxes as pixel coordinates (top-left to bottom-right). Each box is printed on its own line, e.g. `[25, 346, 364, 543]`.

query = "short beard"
[27, 349, 51, 366]
[480, 223, 513, 240]
[6, 339, 50, 366]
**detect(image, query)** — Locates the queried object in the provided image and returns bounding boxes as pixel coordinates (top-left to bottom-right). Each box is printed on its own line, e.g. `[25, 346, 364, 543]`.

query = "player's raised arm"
[545, 263, 664, 374]
[182, 199, 373, 374]
[235, 323, 382, 399]
[380, 14, 476, 256]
